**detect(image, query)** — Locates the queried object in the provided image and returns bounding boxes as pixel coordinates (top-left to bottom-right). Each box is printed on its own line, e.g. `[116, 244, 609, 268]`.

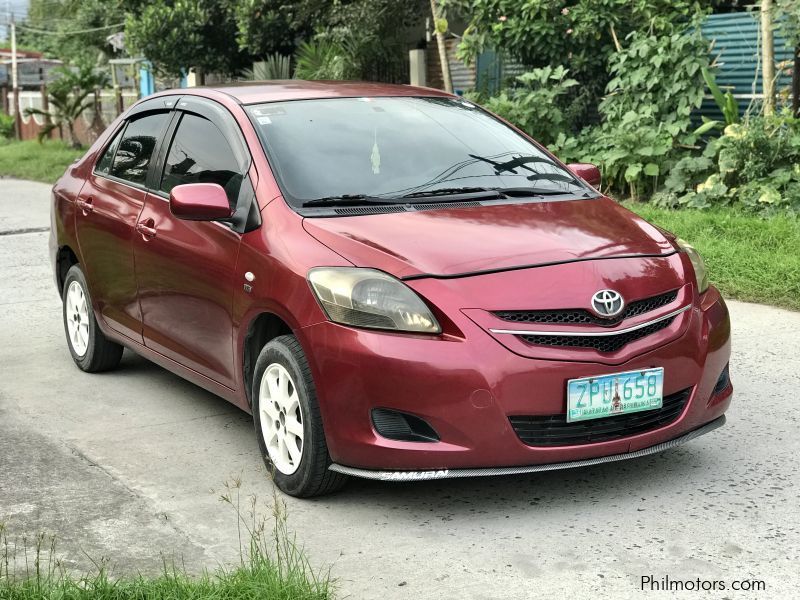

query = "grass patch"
[0, 140, 84, 184]
[626, 203, 800, 311]
[0, 482, 333, 600]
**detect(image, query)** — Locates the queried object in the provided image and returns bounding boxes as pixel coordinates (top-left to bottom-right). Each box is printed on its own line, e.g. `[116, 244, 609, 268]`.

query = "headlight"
[308, 267, 441, 333]
[676, 238, 709, 294]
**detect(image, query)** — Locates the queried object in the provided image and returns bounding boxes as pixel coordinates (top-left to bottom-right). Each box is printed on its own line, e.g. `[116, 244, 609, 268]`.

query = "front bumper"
[329, 415, 726, 481]
[298, 285, 732, 472]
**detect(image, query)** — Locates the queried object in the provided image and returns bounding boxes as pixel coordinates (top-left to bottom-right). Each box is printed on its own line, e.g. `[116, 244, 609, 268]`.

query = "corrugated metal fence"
[700, 11, 795, 118]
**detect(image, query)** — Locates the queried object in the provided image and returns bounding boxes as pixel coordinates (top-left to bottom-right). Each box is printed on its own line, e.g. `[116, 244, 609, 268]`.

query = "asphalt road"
[1, 178, 798, 599]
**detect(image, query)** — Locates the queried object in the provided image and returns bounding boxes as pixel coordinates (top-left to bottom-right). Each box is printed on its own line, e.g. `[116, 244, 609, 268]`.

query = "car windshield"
[247, 96, 592, 206]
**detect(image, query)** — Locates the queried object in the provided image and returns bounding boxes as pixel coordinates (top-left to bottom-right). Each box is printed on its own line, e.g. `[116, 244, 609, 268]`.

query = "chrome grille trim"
[489, 304, 691, 337]
[328, 415, 725, 481]
[494, 289, 678, 326]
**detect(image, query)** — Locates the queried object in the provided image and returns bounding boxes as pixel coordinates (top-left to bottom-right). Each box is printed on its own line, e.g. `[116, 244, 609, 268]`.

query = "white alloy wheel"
[259, 363, 304, 475]
[65, 280, 90, 357]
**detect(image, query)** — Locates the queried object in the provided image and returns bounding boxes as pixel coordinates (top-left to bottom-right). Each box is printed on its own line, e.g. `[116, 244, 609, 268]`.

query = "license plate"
[566, 368, 664, 423]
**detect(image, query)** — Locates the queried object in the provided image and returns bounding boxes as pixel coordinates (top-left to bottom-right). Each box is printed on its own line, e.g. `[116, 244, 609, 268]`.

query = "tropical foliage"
[122, 0, 425, 79]
[441, 0, 709, 127]
[560, 22, 710, 199]
[19, 0, 127, 66]
[243, 54, 293, 80]
[0, 114, 14, 140]
[124, 0, 250, 78]
[469, 66, 578, 146]
[655, 112, 800, 213]
[293, 40, 352, 80]
[483, 20, 710, 199]
[24, 65, 108, 148]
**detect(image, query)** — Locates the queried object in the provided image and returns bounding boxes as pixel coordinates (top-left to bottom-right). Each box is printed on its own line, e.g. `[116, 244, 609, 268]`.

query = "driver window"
[160, 112, 244, 210]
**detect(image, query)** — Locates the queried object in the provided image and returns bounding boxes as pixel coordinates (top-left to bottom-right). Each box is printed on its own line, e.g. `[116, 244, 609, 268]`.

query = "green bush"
[472, 66, 578, 146]
[0, 113, 14, 139]
[293, 39, 351, 80]
[244, 54, 292, 80]
[656, 112, 800, 214]
[554, 19, 709, 199]
[442, 0, 706, 128]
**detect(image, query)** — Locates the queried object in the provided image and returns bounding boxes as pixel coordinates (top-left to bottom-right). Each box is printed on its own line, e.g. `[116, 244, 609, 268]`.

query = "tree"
[430, 0, 452, 93]
[440, 0, 711, 126]
[230, 0, 321, 58]
[776, 0, 800, 115]
[124, 1, 248, 78]
[761, 0, 776, 115]
[19, 0, 127, 65]
[25, 65, 109, 148]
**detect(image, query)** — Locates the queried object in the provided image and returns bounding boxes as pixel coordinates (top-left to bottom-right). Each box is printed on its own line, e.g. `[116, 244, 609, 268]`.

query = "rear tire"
[252, 335, 347, 497]
[62, 265, 123, 372]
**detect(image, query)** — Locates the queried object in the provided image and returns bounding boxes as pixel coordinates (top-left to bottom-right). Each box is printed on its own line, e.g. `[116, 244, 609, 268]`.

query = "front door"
[133, 110, 249, 388]
[75, 111, 171, 342]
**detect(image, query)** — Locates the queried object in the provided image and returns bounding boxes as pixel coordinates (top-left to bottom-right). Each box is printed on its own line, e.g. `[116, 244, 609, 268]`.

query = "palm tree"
[25, 65, 108, 148]
[241, 53, 292, 81]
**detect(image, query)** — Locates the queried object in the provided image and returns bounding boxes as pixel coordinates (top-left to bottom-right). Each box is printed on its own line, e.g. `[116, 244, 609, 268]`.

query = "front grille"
[509, 387, 692, 447]
[520, 316, 675, 353]
[495, 290, 678, 326]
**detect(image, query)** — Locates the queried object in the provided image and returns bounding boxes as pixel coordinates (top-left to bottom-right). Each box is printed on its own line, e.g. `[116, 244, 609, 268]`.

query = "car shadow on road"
[322, 446, 716, 517]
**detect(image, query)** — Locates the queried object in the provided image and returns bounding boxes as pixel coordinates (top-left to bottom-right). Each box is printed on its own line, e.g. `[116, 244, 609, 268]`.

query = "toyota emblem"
[591, 290, 625, 318]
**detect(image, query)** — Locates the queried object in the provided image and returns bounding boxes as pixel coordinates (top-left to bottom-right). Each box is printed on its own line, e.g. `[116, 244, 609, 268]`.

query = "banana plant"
[24, 65, 108, 148]
[695, 66, 740, 135]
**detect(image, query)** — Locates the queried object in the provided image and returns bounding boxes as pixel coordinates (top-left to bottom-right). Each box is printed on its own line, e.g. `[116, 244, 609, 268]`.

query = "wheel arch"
[242, 311, 293, 408]
[56, 245, 80, 294]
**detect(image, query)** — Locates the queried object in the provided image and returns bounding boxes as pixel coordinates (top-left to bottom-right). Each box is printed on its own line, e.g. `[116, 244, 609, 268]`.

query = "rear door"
[133, 98, 253, 388]
[75, 108, 173, 342]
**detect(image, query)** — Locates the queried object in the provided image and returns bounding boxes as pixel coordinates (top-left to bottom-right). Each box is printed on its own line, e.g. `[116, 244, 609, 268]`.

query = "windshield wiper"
[402, 186, 588, 201]
[301, 194, 400, 207]
[401, 187, 505, 200]
[496, 186, 591, 198]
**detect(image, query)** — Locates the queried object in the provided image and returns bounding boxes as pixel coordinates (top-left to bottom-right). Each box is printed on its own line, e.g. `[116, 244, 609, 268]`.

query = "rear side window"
[110, 112, 169, 186]
[160, 113, 243, 208]
[95, 128, 123, 175]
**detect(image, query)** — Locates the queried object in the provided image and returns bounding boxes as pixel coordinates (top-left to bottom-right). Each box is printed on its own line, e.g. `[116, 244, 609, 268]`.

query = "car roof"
[203, 80, 456, 104]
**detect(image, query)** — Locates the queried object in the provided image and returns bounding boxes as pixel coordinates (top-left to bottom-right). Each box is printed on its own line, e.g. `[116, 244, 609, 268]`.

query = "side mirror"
[169, 183, 233, 221]
[567, 163, 601, 188]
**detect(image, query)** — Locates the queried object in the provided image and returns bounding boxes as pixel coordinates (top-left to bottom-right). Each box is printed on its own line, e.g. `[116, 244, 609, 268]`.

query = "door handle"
[136, 220, 157, 238]
[76, 197, 93, 214]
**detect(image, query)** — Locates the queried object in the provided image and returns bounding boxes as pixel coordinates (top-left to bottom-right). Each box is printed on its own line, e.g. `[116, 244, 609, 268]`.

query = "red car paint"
[50, 82, 732, 474]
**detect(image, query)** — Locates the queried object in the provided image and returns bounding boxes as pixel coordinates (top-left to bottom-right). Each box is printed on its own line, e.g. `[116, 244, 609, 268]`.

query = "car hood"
[302, 197, 676, 279]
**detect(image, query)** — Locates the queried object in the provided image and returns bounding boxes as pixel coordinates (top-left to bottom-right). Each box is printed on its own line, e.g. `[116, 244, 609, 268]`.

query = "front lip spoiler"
[328, 415, 725, 481]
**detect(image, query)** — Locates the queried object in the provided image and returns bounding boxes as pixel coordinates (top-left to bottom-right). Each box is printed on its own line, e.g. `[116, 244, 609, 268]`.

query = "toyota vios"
[50, 82, 732, 497]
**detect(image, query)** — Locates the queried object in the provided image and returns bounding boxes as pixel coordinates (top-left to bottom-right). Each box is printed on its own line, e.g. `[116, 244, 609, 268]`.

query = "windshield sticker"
[371, 129, 381, 175]
[257, 116, 272, 125]
[251, 106, 286, 117]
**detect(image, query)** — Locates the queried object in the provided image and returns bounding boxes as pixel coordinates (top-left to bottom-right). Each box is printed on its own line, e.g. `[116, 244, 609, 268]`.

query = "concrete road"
[1, 178, 798, 599]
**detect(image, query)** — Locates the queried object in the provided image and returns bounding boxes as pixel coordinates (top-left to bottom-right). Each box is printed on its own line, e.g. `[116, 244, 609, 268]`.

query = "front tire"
[62, 265, 123, 372]
[252, 335, 347, 497]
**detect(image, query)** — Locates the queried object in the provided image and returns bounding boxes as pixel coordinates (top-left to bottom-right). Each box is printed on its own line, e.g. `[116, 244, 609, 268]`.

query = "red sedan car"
[50, 82, 732, 497]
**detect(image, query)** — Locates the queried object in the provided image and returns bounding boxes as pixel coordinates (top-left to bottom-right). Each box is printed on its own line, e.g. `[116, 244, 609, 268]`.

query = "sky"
[1, 1, 29, 44]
